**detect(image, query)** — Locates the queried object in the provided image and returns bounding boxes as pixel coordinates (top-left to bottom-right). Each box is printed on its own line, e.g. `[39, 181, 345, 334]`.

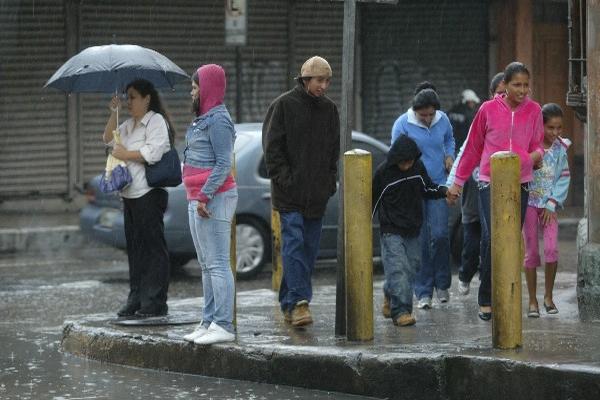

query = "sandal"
[527, 307, 540, 318]
[544, 302, 558, 314]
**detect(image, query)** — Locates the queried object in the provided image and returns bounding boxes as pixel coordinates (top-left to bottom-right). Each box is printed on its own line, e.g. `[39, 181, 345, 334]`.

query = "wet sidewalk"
[62, 272, 600, 400]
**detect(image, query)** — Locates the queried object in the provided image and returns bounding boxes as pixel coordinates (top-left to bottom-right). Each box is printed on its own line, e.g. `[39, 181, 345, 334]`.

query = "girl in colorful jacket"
[447, 62, 544, 321]
[523, 103, 570, 318]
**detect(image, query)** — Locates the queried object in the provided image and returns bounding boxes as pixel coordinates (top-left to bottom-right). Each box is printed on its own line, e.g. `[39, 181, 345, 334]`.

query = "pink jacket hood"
[454, 93, 544, 186]
[197, 64, 226, 116]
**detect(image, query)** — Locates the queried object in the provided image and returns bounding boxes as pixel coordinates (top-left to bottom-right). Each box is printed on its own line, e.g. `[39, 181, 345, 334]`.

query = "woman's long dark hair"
[126, 79, 176, 145]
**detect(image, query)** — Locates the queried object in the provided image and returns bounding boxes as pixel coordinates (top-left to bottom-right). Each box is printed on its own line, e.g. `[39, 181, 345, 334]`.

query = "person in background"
[447, 73, 506, 296]
[182, 64, 238, 345]
[391, 82, 455, 310]
[448, 89, 481, 151]
[373, 135, 448, 327]
[523, 103, 571, 317]
[262, 56, 340, 327]
[447, 62, 544, 321]
[103, 79, 173, 318]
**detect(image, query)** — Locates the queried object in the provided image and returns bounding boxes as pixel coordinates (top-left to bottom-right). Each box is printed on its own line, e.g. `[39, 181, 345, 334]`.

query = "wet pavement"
[0, 243, 376, 400]
[2, 210, 598, 399]
[61, 239, 600, 400]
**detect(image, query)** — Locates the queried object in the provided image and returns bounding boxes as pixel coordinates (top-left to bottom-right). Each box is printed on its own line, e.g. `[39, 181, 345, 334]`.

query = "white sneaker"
[417, 297, 432, 309]
[183, 322, 209, 342]
[437, 289, 450, 303]
[194, 322, 235, 345]
[458, 280, 470, 295]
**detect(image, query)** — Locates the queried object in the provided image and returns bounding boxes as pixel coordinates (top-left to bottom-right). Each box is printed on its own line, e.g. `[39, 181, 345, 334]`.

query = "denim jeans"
[188, 188, 238, 333]
[279, 211, 323, 312]
[414, 198, 451, 300]
[381, 233, 420, 317]
[458, 221, 481, 284]
[478, 183, 528, 306]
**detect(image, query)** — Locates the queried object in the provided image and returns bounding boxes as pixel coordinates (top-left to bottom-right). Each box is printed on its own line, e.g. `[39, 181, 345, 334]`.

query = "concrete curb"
[61, 319, 600, 400]
[0, 225, 86, 253]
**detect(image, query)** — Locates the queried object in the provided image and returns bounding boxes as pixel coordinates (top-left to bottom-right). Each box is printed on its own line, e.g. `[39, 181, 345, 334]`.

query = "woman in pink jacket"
[447, 62, 544, 321]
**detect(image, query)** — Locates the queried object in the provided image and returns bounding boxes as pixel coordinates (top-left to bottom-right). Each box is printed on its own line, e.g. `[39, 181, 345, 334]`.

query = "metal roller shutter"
[361, 0, 489, 141]
[239, 0, 289, 122]
[0, 0, 68, 198]
[294, 1, 344, 105]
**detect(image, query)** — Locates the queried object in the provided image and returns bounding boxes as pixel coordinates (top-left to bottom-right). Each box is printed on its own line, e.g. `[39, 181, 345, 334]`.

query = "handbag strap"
[146, 113, 174, 149]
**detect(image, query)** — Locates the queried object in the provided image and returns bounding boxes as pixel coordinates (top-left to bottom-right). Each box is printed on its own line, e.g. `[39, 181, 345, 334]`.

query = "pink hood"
[197, 64, 226, 116]
[454, 94, 544, 186]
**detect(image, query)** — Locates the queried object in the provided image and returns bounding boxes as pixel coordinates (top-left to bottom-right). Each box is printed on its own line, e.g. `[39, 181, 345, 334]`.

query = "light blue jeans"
[188, 188, 238, 333]
[414, 198, 451, 300]
[381, 233, 420, 317]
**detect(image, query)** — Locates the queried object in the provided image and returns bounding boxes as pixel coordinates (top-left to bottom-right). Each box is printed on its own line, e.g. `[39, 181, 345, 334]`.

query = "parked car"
[80, 123, 461, 279]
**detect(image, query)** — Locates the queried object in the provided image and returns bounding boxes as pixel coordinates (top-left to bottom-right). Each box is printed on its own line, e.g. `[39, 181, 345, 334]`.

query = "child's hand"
[541, 209, 556, 226]
[446, 184, 460, 206]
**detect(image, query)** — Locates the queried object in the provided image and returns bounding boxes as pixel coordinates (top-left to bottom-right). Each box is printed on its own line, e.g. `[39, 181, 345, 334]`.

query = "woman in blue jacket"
[391, 84, 455, 309]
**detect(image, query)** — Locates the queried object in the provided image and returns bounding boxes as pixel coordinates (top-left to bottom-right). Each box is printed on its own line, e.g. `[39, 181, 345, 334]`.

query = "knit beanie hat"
[461, 89, 481, 104]
[197, 64, 226, 116]
[300, 56, 332, 78]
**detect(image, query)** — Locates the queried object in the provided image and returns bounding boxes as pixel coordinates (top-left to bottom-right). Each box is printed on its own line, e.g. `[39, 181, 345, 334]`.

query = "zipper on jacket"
[509, 111, 514, 152]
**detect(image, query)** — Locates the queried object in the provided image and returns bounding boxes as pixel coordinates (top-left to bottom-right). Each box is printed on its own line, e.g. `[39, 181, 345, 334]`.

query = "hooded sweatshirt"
[372, 135, 448, 237]
[391, 109, 455, 185]
[183, 64, 236, 202]
[453, 94, 544, 186]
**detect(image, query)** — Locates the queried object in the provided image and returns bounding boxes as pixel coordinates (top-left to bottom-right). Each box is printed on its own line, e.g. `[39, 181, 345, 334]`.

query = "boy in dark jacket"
[372, 135, 448, 326]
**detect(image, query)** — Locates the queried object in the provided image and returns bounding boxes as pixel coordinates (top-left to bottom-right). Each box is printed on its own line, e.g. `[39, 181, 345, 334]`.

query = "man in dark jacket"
[262, 56, 340, 327]
[372, 135, 448, 327]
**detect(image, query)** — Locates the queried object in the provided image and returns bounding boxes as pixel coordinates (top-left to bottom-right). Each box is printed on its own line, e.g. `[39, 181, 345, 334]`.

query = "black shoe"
[478, 311, 492, 321]
[117, 303, 140, 317]
[134, 306, 168, 318]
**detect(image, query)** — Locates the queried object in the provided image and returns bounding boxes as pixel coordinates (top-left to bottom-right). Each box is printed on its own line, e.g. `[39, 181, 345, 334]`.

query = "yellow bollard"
[344, 149, 373, 341]
[230, 157, 237, 328]
[271, 207, 283, 292]
[490, 151, 522, 349]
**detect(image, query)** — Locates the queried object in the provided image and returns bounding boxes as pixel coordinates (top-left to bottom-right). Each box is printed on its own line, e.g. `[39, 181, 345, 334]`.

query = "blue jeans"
[381, 233, 420, 317]
[458, 221, 481, 284]
[414, 198, 451, 300]
[188, 188, 238, 333]
[279, 211, 323, 312]
[478, 183, 528, 306]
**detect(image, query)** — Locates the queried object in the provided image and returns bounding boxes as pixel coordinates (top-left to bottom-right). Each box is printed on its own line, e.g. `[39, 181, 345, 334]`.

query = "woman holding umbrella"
[182, 64, 237, 345]
[103, 79, 174, 318]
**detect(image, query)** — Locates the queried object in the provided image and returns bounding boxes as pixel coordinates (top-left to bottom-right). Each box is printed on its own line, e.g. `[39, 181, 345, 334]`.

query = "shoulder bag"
[145, 117, 182, 187]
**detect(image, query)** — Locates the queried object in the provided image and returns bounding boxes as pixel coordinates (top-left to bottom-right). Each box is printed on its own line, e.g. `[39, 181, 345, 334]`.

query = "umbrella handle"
[114, 89, 119, 126]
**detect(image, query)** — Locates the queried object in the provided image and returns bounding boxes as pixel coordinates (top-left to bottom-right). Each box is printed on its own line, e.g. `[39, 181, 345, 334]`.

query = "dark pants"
[478, 183, 528, 306]
[122, 189, 170, 312]
[458, 221, 481, 284]
[278, 211, 323, 312]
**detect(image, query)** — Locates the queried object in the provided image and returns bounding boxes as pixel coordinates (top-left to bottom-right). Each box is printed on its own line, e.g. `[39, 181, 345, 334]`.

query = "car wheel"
[235, 216, 270, 280]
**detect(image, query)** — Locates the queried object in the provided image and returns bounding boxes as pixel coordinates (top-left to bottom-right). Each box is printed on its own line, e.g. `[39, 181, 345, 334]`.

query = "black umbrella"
[44, 44, 189, 93]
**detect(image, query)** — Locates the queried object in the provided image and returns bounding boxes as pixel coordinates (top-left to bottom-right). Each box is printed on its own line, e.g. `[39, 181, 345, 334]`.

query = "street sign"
[225, 0, 247, 46]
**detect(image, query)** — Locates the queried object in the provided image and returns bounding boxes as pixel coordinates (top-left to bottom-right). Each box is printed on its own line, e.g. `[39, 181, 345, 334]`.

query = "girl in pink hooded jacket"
[448, 62, 544, 321]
